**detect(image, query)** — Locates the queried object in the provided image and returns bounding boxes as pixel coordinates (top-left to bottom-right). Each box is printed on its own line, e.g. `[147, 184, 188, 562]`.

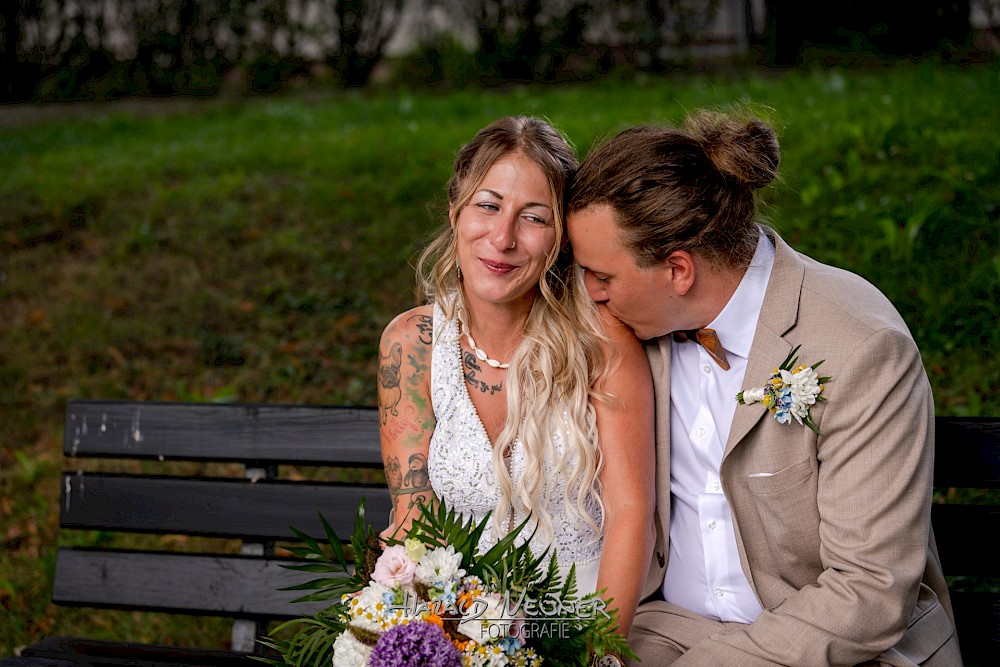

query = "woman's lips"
[480, 259, 517, 275]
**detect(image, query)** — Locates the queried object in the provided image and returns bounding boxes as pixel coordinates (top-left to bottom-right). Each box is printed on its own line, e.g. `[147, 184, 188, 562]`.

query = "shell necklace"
[457, 310, 510, 369]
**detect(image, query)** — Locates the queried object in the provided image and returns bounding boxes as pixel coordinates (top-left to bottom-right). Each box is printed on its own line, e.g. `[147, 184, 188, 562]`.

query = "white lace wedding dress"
[426, 303, 603, 594]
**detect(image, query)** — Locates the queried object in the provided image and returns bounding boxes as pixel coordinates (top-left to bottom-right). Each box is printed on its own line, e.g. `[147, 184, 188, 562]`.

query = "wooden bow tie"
[673, 328, 730, 370]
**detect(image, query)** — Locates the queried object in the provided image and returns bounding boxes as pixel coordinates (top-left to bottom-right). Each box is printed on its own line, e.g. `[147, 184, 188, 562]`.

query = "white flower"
[786, 366, 822, 401]
[415, 545, 466, 587]
[458, 593, 522, 643]
[349, 581, 392, 631]
[781, 366, 823, 424]
[372, 544, 417, 588]
[463, 651, 488, 667]
[487, 647, 512, 667]
[331, 631, 371, 667]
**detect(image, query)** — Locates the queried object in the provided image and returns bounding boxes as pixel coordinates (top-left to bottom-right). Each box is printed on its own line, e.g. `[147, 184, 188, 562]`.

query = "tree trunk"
[0, 1, 22, 101]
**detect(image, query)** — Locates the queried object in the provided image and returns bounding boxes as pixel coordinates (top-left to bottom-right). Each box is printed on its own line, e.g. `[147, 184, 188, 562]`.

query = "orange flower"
[457, 590, 476, 612]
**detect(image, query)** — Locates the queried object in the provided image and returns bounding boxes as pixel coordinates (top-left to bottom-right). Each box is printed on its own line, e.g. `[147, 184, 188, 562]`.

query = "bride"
[377, 116, 654, 638]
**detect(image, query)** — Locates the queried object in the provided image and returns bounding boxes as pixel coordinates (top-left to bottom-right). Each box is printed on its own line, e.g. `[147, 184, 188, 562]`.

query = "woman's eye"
[524, 214, 548, 225]
[476, 202, 499, 212]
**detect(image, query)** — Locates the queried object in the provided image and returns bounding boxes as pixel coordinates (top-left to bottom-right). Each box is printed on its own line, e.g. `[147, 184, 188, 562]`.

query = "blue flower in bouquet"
[368, 622, 462, 667]
[497, 637, 521, 656]
[773, 387, 793, 424]
[436, 585, 458, 606]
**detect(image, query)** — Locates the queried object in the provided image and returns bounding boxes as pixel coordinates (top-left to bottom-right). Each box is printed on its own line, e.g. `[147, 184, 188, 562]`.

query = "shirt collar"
[705, 230, 775, 360]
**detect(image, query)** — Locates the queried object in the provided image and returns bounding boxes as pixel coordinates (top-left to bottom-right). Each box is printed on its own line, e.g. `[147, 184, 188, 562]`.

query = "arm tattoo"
[378, 342, 403, 425]
[386, 453, 433, 514]
[406, 352, 436, 432]
[385, 455, 403, 498]
[409, 314, 433, 346]
[463, 350, 503, 395]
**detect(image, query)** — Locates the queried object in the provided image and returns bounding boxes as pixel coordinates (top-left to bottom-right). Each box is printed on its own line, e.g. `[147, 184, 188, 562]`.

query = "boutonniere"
[737, 345, 830, 435]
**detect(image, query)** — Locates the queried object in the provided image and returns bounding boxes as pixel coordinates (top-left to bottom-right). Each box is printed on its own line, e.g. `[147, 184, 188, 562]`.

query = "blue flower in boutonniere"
[737, 345, 831, 435]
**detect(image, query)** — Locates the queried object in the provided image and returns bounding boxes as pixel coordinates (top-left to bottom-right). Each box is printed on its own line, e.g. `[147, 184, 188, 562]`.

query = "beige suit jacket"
[639, 229, 960, 666]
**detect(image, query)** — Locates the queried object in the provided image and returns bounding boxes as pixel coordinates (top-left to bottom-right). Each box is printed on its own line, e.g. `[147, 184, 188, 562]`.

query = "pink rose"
[372, 545, 417, 588]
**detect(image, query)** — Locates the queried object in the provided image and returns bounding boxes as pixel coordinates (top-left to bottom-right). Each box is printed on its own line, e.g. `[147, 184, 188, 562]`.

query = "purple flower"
[368, 622, 462, 667]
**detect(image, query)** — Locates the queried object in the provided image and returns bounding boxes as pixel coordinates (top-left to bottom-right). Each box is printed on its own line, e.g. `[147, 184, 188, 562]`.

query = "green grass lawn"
[1, 59, 998, 655]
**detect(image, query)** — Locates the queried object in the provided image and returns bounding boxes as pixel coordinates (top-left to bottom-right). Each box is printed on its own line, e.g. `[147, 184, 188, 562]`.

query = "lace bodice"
[426, 303, 602, 567]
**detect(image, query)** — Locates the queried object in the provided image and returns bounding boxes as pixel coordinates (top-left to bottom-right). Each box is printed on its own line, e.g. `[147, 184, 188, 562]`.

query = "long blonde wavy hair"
[416, 116, 611, 543]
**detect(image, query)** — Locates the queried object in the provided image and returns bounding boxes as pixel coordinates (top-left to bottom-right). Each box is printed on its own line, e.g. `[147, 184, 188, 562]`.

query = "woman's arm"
[592, 306, 656, 638]
[377, 305, 437, 542]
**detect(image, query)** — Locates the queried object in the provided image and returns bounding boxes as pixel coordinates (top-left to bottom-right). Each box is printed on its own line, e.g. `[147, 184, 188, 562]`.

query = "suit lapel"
[646, 336, 672, 524]
[724, 229, 805, 459]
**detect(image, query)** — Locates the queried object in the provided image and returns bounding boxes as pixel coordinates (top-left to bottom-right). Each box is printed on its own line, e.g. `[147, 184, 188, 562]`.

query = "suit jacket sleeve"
[676, 325, 936, 666]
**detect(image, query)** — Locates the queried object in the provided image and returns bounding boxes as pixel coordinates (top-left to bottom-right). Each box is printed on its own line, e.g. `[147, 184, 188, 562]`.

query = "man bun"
[686, 111, 780, 190]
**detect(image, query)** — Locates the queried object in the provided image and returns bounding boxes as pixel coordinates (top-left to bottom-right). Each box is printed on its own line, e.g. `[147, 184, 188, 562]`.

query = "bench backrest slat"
[52, 549, 329, 618]
[60, 472, 392, 541]
[931, 504, 1000, 575]
[933, 417, 1000, 488]
[65, 400, 382, 466]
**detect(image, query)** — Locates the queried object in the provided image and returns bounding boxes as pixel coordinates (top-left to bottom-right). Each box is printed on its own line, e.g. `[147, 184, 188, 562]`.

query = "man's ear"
[664, 250, 696, 296]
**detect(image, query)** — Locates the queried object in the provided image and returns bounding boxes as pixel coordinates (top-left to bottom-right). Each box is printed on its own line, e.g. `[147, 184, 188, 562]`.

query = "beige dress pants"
[627, 599, 963, 667]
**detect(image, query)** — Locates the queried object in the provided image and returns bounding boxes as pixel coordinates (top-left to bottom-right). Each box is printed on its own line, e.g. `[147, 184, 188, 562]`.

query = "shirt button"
[714, 587, 724, 597]
[712, 481, 721, 492]
[703, 365, 712, 374]
[696, 426, 707, 438]
[707, 520, 717, 530]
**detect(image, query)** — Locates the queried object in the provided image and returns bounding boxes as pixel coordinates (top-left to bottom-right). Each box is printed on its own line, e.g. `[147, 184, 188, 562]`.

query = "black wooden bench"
[2, 399, 390, 667]
[1, 401, 998, 666]
[930, 417, 1000, 667]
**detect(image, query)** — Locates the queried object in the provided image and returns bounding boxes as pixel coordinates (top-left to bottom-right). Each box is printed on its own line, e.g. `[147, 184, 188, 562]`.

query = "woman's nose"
[490, 214, 517, 251]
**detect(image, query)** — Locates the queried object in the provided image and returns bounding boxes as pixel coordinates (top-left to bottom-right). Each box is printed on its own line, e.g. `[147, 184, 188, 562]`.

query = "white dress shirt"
[662, 231, 775, 623]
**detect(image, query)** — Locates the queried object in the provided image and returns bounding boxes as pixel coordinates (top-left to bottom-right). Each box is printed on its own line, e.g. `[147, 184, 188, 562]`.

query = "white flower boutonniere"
[737, 345, 831, 435]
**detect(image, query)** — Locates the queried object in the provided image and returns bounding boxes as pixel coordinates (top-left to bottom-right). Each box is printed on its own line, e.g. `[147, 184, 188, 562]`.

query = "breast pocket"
[746, 458, 823, 579]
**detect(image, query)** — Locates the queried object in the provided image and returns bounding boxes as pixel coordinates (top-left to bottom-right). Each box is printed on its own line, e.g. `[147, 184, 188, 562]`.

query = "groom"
[566, 112, 962, 667]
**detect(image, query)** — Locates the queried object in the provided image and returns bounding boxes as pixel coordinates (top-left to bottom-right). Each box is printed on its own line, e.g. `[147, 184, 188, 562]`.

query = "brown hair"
[569, 109, 780, 269]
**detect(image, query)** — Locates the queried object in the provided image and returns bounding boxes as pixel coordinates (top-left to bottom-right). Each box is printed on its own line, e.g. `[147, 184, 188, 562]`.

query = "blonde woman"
[377, 116, 654, 639]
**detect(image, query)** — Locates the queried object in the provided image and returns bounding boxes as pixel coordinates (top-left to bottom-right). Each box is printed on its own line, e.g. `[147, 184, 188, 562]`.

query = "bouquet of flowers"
[259, 501, 632, 667]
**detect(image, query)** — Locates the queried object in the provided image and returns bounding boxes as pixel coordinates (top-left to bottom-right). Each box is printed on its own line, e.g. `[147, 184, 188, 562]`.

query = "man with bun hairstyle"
[566, 109, 961, 667]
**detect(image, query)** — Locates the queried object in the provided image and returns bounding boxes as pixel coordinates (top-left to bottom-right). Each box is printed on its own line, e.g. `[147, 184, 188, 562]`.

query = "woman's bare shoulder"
[594, 304, 641, 349]
[381, 304, 435, 346]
